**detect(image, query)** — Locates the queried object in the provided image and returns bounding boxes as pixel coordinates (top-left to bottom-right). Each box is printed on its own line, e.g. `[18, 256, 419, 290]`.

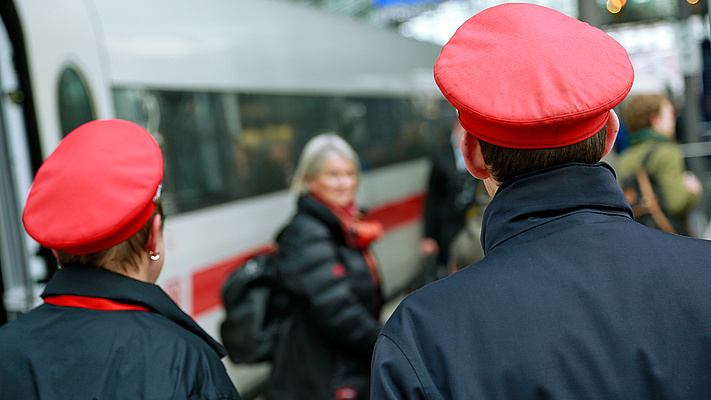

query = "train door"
[0, 4, 39, 324]
[0, 0, 112, 325]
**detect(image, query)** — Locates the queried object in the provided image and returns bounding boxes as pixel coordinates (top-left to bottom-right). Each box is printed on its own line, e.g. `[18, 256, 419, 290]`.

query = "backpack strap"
[634, 145, 676, 234]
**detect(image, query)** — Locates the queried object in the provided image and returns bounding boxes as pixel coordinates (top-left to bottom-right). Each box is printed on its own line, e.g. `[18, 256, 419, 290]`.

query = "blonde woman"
[266, 133, 383, 400]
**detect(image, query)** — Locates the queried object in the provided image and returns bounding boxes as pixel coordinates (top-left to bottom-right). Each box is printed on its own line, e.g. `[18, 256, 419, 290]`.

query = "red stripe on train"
[190, 192, 425, 317]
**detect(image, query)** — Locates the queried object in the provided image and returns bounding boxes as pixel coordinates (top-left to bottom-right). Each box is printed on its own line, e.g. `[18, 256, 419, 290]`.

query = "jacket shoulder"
[279, 211, 332, 246]
[617, 140, 679, 177]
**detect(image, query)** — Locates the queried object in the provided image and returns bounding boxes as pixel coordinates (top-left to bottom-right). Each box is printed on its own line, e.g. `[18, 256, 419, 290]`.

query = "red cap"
[434, 3, 634, 149]
[23, 119, 163, 255]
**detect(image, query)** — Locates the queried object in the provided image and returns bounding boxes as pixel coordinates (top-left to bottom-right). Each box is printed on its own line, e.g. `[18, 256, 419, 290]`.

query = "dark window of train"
[57, 67, 95, 137]
[156, 92, 239, 213]
[113, 88, 448, 213]
[237, 94, 436, 172]
[238, 94, 325, 196]
[113, 89, 241, 214]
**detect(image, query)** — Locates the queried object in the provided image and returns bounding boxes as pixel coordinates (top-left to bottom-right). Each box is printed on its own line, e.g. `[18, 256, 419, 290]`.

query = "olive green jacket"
[617, 130, 700, 216]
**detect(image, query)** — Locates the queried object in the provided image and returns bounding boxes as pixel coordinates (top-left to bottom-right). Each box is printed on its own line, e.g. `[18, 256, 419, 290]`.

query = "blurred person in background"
[371, 4, 711, 399]
[419, 120, 481, 280]
[447, 205, 486, 273]
[265, 133, 383, 400]
[0, 120, 241, 399]
[617, 93, 703, 236]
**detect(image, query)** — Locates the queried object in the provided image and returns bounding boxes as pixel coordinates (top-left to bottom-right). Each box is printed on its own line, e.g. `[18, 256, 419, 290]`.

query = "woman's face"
[306, 154, 358, 208]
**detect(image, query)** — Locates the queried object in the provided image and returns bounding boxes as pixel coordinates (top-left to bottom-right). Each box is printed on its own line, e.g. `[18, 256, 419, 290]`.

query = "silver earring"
[149, 251, 161, 261]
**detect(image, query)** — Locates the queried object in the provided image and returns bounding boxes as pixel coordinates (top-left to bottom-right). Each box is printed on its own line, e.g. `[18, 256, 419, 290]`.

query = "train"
[0, 0, 452, 394]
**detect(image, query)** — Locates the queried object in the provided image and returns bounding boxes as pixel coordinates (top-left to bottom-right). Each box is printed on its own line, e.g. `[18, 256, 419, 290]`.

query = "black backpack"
[220, 252, 290, 364]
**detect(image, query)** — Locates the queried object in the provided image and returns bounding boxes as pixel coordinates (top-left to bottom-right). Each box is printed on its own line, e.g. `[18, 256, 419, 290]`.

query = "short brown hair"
[620, 94, 668, 132]
[479, 126, 607, 183]
[56, 202, 164, 273]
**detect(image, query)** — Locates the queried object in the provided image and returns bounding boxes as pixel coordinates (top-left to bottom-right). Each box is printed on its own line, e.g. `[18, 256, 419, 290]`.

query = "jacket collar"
[42, 264, 227, 357]
[629, 127, 673, 146]
[481, 162, 633, 254]
[298, 194, 343, 233]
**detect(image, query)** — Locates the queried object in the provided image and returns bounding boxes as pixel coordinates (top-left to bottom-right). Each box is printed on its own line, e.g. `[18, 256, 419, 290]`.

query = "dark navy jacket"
[372, 163, 711, 400]
[0, 264, 241, 400]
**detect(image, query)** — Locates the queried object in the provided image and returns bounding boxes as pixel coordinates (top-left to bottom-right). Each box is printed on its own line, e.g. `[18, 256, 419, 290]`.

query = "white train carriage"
[0, 0, 451, 393]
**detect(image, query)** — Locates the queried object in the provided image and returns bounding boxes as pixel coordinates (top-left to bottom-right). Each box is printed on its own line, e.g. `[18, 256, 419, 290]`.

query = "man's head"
[434, 3, 633, 193]
[621, 93, 676, 138]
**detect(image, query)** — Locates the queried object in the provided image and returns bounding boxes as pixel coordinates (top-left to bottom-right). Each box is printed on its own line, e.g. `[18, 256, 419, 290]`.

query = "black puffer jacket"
[264, 195, 383, 400]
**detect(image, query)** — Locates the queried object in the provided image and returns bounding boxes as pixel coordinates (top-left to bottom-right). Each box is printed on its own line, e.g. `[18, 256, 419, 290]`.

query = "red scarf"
[310, 193, 383, 250]
[44, 295, 149, 312]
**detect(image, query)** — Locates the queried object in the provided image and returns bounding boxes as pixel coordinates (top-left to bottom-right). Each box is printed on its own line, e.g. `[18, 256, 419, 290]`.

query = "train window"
[114, 89, 241, 213]
[238, 94, 437, 172]
[114, 87, 446, 214]
[57, 66, 95, 137]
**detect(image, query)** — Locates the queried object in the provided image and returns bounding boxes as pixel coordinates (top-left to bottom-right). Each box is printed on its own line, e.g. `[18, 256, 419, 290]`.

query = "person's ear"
[460, 131, 492, 181]
[305, 177, 314, 192]
[145, 214, 162, 254]
[602, 109, 620, 159]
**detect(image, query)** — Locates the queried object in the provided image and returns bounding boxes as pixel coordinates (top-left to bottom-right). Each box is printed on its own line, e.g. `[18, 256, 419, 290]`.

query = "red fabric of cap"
[23, 119, 163, 255]
[434, 3, 634, 149]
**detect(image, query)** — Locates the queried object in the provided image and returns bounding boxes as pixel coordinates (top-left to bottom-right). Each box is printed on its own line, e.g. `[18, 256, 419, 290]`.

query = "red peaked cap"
[23, 119, 163, 255]
[434, 3, 634, 149]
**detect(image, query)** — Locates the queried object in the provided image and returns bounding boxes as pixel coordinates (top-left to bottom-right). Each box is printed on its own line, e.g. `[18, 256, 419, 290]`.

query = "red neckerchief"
[310, 193, 384, 250]
[44, 295, 149, 312]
